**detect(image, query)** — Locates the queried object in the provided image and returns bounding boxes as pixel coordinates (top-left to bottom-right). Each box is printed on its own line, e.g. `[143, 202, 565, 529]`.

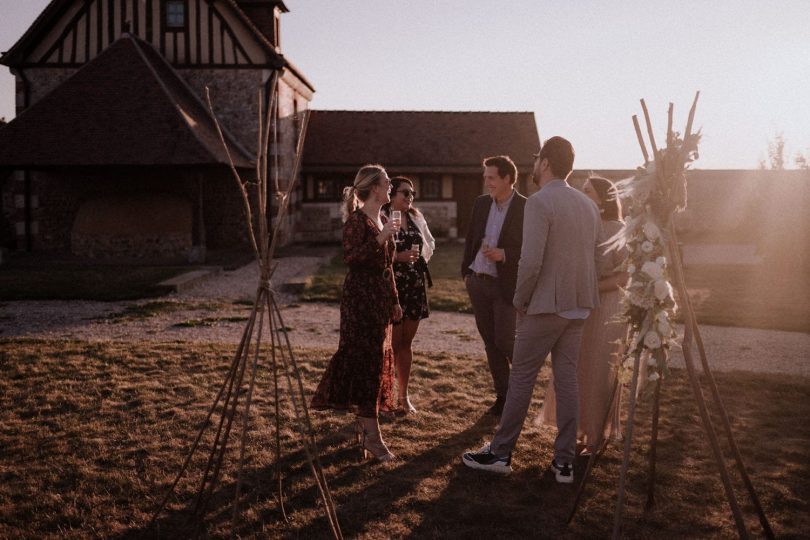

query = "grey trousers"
[465, 274, 516, 398]
[490, 313, 586, 465]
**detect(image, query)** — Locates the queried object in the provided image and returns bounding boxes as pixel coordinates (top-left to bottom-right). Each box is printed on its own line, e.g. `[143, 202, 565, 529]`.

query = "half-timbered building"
[299, 110, 541, 242]
[0, 0, 313, 260]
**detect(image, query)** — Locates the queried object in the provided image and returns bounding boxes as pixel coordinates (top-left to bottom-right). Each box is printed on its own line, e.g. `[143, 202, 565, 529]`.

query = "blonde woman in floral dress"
[311, 164, 402, 462]
[537, 176, 630, 453]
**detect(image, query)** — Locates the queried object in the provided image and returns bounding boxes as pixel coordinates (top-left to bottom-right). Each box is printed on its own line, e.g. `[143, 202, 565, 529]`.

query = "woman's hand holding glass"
[380, 215, 400, 241]
[396, 248, 418, 264]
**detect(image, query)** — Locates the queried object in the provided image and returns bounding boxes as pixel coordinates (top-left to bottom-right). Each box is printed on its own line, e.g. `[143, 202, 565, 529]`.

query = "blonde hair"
[342, 164, 387, 222]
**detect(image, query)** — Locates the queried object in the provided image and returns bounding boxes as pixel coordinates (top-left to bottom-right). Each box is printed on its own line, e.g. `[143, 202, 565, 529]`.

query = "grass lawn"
[1, 339, 807, 538]
[0, 263, 194, 301]
[301, 241, 471, 313]
[302, 241, 810, 333]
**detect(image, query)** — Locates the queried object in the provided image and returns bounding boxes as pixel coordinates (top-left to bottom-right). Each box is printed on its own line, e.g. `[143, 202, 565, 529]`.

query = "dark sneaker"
[486, 396, 506, 416]
[462, 442, 512, 475]
[551, 460, 574, 484]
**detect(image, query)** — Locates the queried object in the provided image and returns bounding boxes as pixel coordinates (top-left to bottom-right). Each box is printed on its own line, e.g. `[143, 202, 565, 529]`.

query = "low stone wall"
[72, 231, 192, 260]
[70, 192, 192, 259]
[295, 202, 343, 242]
[416, 201, 457, 238]
[295, 200, 458, 242]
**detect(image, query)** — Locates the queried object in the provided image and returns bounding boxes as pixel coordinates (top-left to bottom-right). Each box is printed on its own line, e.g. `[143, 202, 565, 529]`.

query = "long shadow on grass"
[264, 413, 501, 538]
[117, 427, 361, 539]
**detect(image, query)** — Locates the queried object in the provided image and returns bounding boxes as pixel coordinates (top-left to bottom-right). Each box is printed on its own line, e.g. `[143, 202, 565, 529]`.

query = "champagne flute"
[411, 240, 421, 266]
[390, 210, 402, 245]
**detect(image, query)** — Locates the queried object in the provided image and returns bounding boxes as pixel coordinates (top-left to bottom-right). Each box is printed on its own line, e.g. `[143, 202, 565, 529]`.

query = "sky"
[1, 0, 809, 169]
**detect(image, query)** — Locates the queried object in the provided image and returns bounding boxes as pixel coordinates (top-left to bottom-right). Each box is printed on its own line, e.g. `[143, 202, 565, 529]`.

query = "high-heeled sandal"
[395, 397, 417, 417]
[355, 417, 395, 462]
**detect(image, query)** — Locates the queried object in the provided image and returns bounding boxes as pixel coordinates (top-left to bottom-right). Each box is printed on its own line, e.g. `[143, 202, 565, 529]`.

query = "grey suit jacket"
[513, 179, 604, 315]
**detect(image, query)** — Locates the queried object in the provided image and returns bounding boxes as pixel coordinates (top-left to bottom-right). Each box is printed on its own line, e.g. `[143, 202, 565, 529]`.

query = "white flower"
[627, 263, 636, 274]
[658, 319, 672, 335]
[641, 261, 663, 280]
[623, 355, 635, 369]
[629, 291, 654, 309]
[654, 280, 673, 301]
[647, 355, 658, 366]
[656, 311, 669, 323]
[655, 255, 667, 267]
[644, 331, 662, 349]
[641, 240, 655, 253]
[648, 371, 661, 382]
[643, 222, 661, 241]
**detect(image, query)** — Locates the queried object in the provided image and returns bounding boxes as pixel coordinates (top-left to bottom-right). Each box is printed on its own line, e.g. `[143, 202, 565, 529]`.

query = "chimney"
[237, 1, 288, 49]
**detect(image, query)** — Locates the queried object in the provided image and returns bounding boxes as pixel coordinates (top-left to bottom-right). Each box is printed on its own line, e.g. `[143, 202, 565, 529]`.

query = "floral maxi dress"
[393, 214, 430, 322]
[310, 209, 398, 417]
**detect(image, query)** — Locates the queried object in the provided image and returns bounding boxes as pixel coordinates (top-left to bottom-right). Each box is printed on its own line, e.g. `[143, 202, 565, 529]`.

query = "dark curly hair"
[587, 175, 623, 221]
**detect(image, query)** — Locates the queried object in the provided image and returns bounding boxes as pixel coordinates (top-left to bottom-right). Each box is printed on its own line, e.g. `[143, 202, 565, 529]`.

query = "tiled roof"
[302, 110, 540, 169]
[0, 34, 253, 168]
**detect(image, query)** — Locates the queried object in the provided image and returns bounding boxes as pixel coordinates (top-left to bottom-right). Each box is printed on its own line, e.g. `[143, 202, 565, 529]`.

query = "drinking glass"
[411, 240, 421, 265]
[390, 211, 402, 244]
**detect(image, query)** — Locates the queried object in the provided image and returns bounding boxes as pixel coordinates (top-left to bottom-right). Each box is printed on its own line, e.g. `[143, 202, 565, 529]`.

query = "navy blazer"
[461, 191, 527, 304]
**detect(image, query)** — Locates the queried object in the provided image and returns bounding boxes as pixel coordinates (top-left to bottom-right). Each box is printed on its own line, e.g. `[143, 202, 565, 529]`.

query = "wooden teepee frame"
[149, 74, 343, 539]
[567, 93, 774, 540]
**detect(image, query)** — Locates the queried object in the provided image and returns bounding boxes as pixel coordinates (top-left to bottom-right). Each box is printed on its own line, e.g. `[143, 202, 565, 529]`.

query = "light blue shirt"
[469, 190, 516, 277]
[558, 307, 591, 319]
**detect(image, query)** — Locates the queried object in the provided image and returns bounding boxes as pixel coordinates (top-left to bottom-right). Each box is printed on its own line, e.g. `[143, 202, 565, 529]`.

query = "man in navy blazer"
[461, 155, 527, 416]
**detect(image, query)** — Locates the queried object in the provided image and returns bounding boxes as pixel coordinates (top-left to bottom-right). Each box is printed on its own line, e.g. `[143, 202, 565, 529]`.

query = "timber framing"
[0, 0, 310, 84]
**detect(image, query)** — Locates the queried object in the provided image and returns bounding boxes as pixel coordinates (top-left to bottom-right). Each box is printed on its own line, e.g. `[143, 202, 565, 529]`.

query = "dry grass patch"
[0, 339, 807, 538]
[301, 243, 810, 331]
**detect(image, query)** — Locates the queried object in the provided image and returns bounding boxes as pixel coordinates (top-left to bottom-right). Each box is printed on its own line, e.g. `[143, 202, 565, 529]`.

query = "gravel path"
[1, 256, 808, 377]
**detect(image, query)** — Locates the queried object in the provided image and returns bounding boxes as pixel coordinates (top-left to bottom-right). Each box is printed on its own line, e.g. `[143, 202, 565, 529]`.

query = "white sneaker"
[551, 459, 574, 484]
[462, 442, 512, 475]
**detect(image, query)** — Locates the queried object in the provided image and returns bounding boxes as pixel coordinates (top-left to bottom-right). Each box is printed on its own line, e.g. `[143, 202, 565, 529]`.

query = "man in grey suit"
[462, 136, 603, 484]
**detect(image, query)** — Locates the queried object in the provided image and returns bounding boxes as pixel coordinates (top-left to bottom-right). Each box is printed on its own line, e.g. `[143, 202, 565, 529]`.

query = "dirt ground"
[1, 255, 807, 377]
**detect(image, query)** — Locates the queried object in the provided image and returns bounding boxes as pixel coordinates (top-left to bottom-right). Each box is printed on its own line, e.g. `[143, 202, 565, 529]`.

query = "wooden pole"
[231, 289, 267, 532]
[151, 87, 341, 539]
[611, 350, 642, 539]
[645, 377, 662, 512]
[567, 375, 620, 523]
[683, 91, 700, 142]
[666, 217, 750, 539]
[632, 115, 650, 164]
[666, 103, 674, 149]
[639, 99, 660, 162]
[669, 227, 774, 539]
[268, 300, 288, 522]
[269, 297, 344, 539]
[149, 300, 258, 525]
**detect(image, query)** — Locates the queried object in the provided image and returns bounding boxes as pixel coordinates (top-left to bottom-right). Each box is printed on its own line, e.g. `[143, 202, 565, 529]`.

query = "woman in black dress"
[383, 176, 436, 415]
[311, 164, 402, 461]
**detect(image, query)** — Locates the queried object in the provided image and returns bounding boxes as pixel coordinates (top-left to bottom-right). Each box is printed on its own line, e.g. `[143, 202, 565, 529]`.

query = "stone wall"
[19, 67, 79, 107]
[416, 202, 457, 238]
[295, 200, 458, 243]
[18, 168, 253, 257]
[295, 202, 343, 242]
[179, 68, 265, 152]
[70, 193, 193, 260]
[202, 169, 256, 249]
[72, 231, 192, 260]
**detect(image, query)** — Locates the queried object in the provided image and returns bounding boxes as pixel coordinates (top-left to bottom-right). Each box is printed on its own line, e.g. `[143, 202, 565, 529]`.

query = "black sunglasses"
[396, 189, 416, 198]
